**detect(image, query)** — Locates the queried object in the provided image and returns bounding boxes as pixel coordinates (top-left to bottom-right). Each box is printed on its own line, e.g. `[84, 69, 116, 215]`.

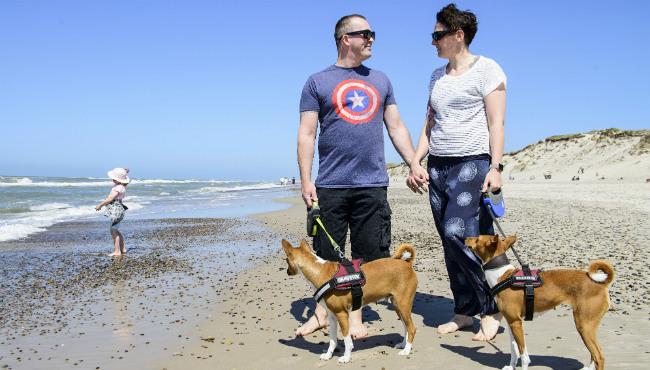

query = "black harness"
[313, 258, 366, 311]
[486, 255, 543, 321]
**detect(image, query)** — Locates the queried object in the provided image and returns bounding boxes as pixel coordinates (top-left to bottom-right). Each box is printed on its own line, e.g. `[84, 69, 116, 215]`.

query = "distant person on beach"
[95, 168, 131, 257]
[406, 3, 506, 341]
[297, 14, 416, 338]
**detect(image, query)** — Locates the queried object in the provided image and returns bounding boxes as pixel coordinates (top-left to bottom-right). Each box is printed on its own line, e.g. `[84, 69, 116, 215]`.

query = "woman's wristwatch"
[490, 163, 504, 172]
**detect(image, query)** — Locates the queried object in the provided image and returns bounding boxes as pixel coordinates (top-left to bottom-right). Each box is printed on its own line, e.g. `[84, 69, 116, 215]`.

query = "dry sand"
[160, 180, 650, 370]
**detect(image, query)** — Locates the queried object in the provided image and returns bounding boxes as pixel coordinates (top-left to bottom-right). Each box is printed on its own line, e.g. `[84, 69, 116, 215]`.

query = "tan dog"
[465, 235, 614, 370]
[281, 239, 417, 363]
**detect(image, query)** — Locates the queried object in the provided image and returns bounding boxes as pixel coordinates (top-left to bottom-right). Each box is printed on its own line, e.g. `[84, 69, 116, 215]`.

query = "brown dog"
[465, 235, 614, 370]
[281, 239, 417, 363]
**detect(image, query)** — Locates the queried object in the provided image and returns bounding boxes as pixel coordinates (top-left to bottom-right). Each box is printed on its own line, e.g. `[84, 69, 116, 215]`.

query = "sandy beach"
[1, 178, 649, 369]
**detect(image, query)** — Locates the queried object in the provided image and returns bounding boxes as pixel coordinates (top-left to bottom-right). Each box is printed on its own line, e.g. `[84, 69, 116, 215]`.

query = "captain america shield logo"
[331, 79, 380, 124]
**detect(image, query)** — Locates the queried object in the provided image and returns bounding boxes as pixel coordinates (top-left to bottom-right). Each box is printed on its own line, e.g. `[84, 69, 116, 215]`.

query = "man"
[296, 14, 416, 338]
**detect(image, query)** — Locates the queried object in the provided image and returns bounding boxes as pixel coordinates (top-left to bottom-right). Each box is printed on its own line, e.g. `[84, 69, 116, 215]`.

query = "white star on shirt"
[348, 91, 366, 109]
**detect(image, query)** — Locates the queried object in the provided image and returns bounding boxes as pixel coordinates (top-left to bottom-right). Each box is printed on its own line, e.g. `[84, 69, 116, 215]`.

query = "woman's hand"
[95, 204, 103, 211]
[407, 163, 429, 194]
[481, 169, 502, 193]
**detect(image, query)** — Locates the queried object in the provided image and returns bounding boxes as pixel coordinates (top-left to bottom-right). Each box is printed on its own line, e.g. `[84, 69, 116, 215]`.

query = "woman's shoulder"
[476, 56, 504, 71]
[429, 65, 447, 82]
[112, 184, 126, 193]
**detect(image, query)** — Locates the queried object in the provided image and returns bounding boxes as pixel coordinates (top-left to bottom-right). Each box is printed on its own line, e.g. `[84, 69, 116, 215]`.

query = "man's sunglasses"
[431, 29, 456, 41]
[344, 29, 376, 40]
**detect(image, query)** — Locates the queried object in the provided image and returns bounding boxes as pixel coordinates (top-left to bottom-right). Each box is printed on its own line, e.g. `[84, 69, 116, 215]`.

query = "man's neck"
[335, 54, 363, 68]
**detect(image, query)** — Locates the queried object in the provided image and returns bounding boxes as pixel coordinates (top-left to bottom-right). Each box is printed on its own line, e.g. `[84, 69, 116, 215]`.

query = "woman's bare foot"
[107, 252, 122, 257]
[349, 310, 368, 339]
[295, 313, 327, 336]
[437, 314, 474, 334]
[472, 313, 503, 341]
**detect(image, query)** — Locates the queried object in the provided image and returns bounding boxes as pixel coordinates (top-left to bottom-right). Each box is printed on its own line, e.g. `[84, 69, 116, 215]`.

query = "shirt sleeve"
[384, 76, 397, 106]
[481, 59, 507, 97]
[299, 76, 320, 112]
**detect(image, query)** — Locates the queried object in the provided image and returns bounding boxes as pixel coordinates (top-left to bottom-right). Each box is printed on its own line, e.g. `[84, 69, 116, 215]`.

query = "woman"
[96, 167, 131, 256]
[407, 3, 506, 341]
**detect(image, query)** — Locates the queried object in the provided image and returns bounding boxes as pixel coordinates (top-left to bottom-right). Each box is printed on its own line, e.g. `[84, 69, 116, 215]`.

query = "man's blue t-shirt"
[299, 64, 396, 188]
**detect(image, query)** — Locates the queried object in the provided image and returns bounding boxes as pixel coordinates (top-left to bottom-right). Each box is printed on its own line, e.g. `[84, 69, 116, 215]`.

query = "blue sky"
[1, 0, 648, 180]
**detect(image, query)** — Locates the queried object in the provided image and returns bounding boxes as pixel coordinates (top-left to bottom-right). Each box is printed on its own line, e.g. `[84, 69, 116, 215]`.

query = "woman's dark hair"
[436, 3, 478, 46]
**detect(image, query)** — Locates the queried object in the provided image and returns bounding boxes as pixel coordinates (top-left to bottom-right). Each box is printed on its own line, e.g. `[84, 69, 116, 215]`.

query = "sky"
[1, 0, 649, 181]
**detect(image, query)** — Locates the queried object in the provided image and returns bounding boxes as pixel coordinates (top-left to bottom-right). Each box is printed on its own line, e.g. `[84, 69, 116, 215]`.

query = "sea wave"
[0, 178, 237, 187]
[29, 203, 72, 211]
[0, 201, 145, 242]
[190, 183, 285, 194]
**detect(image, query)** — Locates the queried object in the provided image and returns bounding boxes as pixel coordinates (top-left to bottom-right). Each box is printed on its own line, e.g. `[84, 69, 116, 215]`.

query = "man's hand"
[407, 163, 429, 194]
[482, 169, 502, 193]
[301, 181, 318, 207]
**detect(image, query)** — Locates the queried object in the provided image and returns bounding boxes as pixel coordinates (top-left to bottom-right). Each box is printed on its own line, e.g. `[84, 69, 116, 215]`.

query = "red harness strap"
[312, 258, 366, 311]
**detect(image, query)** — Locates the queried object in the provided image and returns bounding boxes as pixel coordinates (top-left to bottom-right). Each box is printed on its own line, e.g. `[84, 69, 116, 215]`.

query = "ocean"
[0, 175, 297, 242]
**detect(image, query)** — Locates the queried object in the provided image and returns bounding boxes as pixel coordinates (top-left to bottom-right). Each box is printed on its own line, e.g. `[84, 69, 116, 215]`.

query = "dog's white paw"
[320, 352, 332, 361]
[502, 366, 514, 370]
[337, 355, 351, 363]
[398, 347, 411, 356]
[396, 341, 412, 355]
[581, 362, 595, 370]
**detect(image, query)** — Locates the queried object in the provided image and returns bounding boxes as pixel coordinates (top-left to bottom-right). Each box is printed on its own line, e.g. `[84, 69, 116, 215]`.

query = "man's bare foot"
[349, 314, 368, 339]
[472, 313, 502, 341]
[437, 314, 473, 334]
[295, 314, 327, 336]
[108, 252, 122, 257]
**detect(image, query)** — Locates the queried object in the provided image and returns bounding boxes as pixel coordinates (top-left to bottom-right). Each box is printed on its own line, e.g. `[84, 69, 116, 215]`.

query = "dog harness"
[489, 262, 544, 321]
[313, 258, 366, 311]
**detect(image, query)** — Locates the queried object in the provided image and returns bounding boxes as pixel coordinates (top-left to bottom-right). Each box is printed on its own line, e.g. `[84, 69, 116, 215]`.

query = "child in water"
[96, 167, 130, 256]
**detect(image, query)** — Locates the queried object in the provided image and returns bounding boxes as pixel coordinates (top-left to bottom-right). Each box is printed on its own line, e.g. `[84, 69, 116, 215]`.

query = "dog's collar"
[482, 254, 511, 270]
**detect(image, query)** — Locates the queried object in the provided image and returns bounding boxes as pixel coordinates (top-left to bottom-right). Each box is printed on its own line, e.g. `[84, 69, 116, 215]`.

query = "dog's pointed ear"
[496, 235, 517, 255]
[281, 239, 293, 253]
[465, 237, 478, 250]
[299, 239, 310, 251]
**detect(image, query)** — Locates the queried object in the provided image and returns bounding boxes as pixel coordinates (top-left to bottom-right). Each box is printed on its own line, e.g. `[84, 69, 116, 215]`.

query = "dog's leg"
[508, 319, 530, 370]
[574, 307, 606, 370]
[335, 311, 353, 363]
[393, 293, 416, 356]
[501, 324, 519, 370]
[320, 308, 338, 361]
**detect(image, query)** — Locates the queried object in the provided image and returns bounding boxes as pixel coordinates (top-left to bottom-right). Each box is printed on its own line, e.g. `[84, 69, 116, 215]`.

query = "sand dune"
[388, 128, 650, 183]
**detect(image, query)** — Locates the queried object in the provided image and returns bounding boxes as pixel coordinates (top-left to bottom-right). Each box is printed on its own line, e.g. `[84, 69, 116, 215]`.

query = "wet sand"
[2, 181, 649, 369]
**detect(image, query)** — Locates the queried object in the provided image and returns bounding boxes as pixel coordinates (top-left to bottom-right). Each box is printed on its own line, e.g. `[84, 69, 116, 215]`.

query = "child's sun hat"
[107, 168, 131, 184]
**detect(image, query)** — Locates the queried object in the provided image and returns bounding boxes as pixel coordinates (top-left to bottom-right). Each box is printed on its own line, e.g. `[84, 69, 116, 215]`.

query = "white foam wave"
[0, 201, 145, 242]
[191, 183, 284, 194]
[29, 203, 72, 211]
[0, 178, 236, 187]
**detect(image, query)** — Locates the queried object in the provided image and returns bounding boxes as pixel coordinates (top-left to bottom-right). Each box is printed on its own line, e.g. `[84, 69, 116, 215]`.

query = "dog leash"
[308, 200, 345, 260]
[482, 190, 527, 267]
[483, 190, 540, 321]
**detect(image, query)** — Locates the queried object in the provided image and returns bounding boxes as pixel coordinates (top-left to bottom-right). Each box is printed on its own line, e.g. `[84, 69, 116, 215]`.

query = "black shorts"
[313, 187, 391, 262]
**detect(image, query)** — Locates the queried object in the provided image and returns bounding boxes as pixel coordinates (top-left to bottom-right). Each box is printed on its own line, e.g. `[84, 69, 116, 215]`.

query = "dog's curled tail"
[393, 244, 415, 264]
[587, 260, 615, 286]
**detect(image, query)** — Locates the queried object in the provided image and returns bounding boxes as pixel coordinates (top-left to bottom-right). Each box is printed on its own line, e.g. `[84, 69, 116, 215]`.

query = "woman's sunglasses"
[344, 29, 376, 41]
[431, 29, 456, 41]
